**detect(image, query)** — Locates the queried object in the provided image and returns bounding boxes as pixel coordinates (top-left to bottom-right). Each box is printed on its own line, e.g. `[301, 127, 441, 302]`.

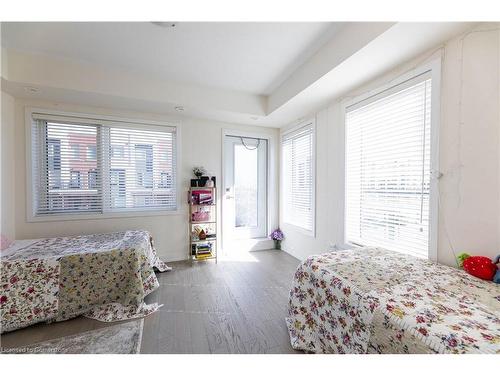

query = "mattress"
[286, 247, 500, 354]
[1, 230, 170, 333]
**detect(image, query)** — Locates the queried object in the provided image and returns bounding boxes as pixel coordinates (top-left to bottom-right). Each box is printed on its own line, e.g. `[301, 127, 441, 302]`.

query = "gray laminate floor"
[0, 249, 302, 354]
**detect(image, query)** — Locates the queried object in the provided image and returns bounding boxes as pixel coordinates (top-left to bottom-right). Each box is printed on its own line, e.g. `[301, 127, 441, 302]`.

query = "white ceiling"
[1, 22, 475, 127]
[1, 22, 340, 95]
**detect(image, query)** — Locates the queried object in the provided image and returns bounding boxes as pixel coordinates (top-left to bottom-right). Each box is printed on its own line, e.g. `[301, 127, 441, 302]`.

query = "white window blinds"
[32, 122, 102, 215]
[105, 127, 176, 211]
[345, 75, 432, 258]
[282, 122, 315, 232]
[31, 114, 177, 216]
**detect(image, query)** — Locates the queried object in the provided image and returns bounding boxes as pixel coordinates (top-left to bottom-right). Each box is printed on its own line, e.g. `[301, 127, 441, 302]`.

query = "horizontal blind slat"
[282, 123, 314, 231]
[32, 118, 177, 216]
[345, 78, 432, 258]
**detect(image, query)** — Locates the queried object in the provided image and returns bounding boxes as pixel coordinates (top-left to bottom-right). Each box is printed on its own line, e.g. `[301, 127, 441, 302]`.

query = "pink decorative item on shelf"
[192, 210, 210, 222]
[191, 189, 213, 205]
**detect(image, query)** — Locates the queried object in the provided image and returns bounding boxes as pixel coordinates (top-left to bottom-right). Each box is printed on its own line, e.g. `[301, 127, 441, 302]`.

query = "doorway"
[223, 135, 268, 253]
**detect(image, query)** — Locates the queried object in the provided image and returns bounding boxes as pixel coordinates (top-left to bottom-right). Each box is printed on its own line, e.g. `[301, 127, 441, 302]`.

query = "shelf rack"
[188, 186, 217, 262]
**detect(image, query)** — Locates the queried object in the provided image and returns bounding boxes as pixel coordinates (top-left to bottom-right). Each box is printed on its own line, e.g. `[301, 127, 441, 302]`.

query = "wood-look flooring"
[1, 250, 302, 354]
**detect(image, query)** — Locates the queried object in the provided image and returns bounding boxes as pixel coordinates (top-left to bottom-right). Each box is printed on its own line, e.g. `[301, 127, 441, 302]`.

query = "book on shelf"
[196, 245, 212, 250]
[189, 189, 214, 205]
[195, 253, 213, 260]
[193, 242, 213, 254]
[195, 250, 212, 256]
[196, 247, 212, 254]
[192, 237, 216, 242]
[196, 242, 212, 248]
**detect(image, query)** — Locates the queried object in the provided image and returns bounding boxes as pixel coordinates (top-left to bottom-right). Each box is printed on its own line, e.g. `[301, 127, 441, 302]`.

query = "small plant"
[193, 166, 207, 178]
[269, 228, 284, 250]
[270, 228, 284, 241]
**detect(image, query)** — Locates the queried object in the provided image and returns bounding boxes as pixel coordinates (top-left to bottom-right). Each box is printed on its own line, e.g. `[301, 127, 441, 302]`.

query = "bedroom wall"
[1, 90, 16, 243]
[7, 98, 279, 261]
[280, 23, 500, 267]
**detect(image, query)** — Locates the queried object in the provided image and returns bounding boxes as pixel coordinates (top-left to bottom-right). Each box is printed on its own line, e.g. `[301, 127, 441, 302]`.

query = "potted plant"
[193, 166, 207, 179]
[269, 228, 284, 250]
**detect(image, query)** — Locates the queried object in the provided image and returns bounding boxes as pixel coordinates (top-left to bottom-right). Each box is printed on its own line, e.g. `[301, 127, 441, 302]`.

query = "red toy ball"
[462, 256, 497, 280]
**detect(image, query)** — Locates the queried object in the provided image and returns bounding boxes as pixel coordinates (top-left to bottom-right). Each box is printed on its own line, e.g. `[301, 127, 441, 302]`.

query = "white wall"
[5, 97, 279, 261]
[280, 24, 500, 267]
[1, 91, 16, 242]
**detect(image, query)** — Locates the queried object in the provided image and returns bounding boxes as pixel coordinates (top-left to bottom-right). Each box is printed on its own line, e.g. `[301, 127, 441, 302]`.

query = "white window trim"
[340, 59, 441, 261]
[25, 107, 182, 222]
[280, 118, 317, 237]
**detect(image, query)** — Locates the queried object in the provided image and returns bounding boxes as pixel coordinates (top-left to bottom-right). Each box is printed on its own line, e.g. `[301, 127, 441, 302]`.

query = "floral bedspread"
[1, 231, 170, 333]
[286, 247, 500, 354]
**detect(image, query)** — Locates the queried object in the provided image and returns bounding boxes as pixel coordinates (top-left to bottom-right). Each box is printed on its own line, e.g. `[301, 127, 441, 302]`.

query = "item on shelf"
[192, 225, 203, 238]
[199, 193, 212, 205]
[193, 166, 207, 178]
[190, 176, 216, 188]
[195, 252, 213, 260]
[196, 251, 212, 256]
[190, 242, 213, 256]
[200, 176, 209, 187]
[204, 177, 214, 188]
[191, 224, 215, 241]
[192, 209, 210, 222]
[199, 229, 207, 240]
[190, 189, 213, 205]
[195, 242, 213, 255]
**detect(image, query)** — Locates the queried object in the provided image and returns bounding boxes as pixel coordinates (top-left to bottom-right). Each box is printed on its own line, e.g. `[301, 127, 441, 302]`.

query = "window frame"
[280, 118, 316, 237]
[25, 107, 182, 222]
[341, 59, 441, 261]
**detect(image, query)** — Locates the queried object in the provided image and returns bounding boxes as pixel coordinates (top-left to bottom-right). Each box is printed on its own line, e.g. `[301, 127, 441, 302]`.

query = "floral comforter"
[286, 247, 500, 354]
[1, 231, 170, 333]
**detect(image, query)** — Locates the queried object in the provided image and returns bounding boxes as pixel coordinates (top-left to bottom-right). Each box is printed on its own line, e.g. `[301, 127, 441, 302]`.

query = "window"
[69, 170, 82, 189]
[70, 144, 79, 159]
[111, 145, 124, 158]
[345, 73, 433, 258]
[282, 122, 315, 233]
[31, 113, 177, 217]
[110, 169, 126, 208]
[158, 172, 173, 189]
[38, 123, 100, 214]
[86, 145, 97, 160]
[88, 169, 98, 189]
[135, 144, 154, 188]
[47, 139, 61, 189]
[109, 128, 175, 209]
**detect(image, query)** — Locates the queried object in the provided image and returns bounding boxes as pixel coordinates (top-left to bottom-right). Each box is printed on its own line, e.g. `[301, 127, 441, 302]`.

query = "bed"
[286, 247, 500, 354]
[1, 230, 170, 333]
